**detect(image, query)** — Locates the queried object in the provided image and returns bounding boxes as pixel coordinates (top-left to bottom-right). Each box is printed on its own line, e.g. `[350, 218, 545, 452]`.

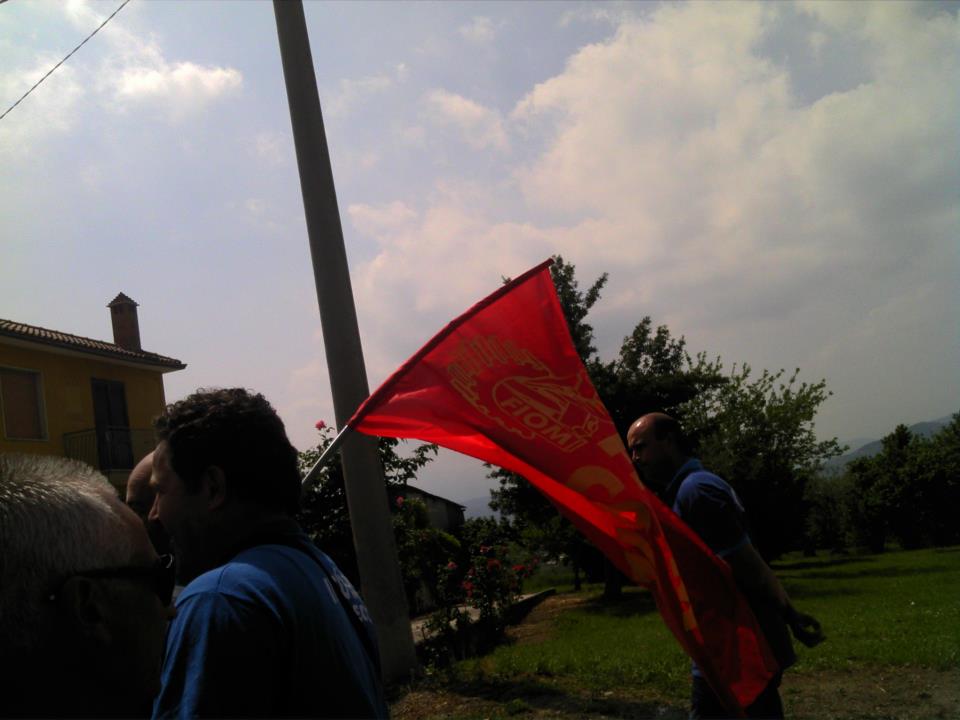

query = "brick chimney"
[107, 293, 142, 351]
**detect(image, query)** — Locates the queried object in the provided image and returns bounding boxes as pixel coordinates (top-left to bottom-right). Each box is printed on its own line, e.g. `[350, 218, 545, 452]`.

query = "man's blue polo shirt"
[662, 458, 796, 676]
[663, 458, 750, 558]
[153, 538, 387, 719]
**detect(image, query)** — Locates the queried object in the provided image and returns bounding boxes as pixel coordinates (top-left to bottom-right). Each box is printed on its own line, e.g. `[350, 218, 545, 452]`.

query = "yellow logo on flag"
[447, 335, 608, 453]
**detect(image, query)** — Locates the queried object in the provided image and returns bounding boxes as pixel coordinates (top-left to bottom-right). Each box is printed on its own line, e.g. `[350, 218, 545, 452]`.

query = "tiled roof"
[108, 292, 138, 307]
[395, 485, 466, 510]
[0, 319, 186, 371]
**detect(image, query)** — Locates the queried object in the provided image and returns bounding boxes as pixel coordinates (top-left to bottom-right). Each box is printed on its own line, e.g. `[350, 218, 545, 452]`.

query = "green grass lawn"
[449, 547, 960, 700]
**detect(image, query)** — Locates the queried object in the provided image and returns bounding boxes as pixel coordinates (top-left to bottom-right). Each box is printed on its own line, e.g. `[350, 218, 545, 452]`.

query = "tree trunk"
[602, 558, 624, 600]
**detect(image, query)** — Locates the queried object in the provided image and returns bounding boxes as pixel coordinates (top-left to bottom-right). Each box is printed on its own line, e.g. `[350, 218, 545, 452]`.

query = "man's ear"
[202, 465, 228, 510]
[56, 576, 112, 645]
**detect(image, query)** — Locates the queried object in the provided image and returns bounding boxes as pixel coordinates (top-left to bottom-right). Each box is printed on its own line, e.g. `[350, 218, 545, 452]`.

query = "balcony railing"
[63, 427, 156, 473]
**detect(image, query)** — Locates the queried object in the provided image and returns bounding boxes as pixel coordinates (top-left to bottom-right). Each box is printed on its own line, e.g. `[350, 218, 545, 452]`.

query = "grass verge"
[392, 546, 960, 719]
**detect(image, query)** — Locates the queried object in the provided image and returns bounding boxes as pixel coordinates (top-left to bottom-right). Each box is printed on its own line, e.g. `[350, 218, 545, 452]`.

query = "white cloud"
[398, 125, 426, 147]
[253, 131, 290, 166]
[327, 64, 408, 118]
[425, 89, 509, 151]
[111, 62, 242, 120]
[345, 1, 957, 445]
[0, 57, 84, 154]
[245, 198, 267, 215]
[55, 0, 244, 121]
[459, 16, 495, 44]
[558, 3, 639, 29]
[328, 74, 392, 117]
[348, 201, 418, 238]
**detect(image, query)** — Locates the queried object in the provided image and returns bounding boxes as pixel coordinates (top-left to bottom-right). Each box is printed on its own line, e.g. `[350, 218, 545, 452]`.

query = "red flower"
[479, 545, 490, 554]
[487, 558, 501, 570]
[315, 420, 327, 430]
[512, 564, 525, 573]
[446, 561, 457, 571]
[396, 496, 405, 508]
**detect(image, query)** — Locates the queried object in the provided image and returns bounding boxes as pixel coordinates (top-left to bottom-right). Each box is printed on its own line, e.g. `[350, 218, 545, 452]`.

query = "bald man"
[627, 413, 823, 719]
[126, 452, 171, 556]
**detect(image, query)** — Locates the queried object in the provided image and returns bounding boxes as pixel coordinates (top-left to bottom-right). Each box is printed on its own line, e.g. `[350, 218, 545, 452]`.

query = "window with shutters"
[0, 368, 47, 440]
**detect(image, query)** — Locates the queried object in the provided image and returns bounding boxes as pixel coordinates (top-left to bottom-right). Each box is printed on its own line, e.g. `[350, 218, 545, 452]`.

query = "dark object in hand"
[787, 609, 825, 647]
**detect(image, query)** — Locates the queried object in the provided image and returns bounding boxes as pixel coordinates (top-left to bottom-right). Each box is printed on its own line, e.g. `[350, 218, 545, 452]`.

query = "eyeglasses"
[48, 554, 176, 606]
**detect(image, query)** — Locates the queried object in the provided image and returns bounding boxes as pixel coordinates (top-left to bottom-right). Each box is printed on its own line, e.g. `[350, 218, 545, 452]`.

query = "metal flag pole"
[301, 424, 353, 491]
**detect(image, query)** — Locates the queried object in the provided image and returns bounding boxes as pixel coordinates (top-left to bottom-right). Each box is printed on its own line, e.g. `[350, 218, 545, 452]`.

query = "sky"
[2, 0, 957, 505]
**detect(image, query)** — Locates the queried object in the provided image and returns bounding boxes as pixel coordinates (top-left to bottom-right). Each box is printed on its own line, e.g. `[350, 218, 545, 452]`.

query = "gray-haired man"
[0, 454, 174, 717]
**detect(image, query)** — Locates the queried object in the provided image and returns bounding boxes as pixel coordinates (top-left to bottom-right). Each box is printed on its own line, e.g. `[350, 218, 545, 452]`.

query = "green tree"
[680, 366, 844, 560]
[804, 472, 856, 553]
[846, 454, 888, 553]
[297, 423, 438, 587]
[846, 416, 960, 552]
[847, 425, 916, 552]
[916, 413, 960, 546]
[392, 494, 460, 614]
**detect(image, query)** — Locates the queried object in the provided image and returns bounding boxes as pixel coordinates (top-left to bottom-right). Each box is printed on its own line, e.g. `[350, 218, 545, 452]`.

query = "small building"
[0, 294, 185, 492]
[393, 485, 466, 533]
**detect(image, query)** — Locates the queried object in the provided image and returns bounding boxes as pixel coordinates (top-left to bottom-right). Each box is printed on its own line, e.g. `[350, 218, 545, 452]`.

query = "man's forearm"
[725, 541, 824, 647]
[726, 542, 792, 616]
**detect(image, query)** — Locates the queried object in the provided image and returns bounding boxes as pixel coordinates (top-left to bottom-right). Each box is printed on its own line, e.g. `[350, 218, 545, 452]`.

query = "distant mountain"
[825, 415, 954, 471]
[462, 495, 499, 520]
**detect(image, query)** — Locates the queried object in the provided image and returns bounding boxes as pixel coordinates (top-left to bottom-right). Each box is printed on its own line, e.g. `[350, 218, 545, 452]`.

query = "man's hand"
[787, 609, 824, 647]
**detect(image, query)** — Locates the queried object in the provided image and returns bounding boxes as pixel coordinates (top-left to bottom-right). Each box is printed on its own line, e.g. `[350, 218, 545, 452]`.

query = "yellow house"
[0, 293, 185, 492]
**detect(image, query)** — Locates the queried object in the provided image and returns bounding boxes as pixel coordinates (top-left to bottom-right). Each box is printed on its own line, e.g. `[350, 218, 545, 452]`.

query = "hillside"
[824, 415, 953, 471]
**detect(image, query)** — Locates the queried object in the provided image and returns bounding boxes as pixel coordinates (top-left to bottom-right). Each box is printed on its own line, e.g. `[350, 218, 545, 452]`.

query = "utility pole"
[273, 0, 416, 682]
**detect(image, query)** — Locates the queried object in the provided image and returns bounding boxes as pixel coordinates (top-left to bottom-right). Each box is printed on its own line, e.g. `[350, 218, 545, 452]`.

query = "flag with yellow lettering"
[347, 259, 777, 714]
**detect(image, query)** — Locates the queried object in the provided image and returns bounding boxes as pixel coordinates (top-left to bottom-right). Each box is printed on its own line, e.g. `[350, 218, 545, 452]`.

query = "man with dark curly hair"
[150, 388, 387, 719]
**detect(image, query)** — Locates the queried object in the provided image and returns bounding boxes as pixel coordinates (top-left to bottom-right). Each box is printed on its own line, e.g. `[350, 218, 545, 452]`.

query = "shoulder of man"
[674, 466, 742, 510]
[672, 465, 749, 558]
[176, 556, 269, 604]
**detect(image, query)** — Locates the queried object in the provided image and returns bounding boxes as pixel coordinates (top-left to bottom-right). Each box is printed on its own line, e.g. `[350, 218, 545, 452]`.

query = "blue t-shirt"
[665, 458, 750, 558]
[153, 537, 387, 719]
[664, 459, 795, 675]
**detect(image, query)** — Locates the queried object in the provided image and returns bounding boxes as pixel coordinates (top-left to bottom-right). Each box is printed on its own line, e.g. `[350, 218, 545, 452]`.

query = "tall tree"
[680, 366, 844, 560]
[915, 413, 960, 546]
[846, 415, 960, 552]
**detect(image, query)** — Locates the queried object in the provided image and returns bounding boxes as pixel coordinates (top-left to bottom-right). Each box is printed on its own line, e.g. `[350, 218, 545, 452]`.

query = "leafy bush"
[423, 518, 539, 664]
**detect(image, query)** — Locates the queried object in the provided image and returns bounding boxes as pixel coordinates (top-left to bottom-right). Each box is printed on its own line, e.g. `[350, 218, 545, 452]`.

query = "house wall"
[0, 342, 168, 462]
[401, 487, 466, 532]
[423, 496, 465, 531]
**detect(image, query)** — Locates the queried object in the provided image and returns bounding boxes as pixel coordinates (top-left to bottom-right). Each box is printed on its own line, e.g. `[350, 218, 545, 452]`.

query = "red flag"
[348, 259, 777, 714]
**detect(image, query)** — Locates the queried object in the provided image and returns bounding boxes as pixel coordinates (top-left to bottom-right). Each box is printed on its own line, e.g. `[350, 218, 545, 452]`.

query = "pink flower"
[446, 561, 457, 571]
[395, 496, 405, 508]
[315, 420, 327, 430]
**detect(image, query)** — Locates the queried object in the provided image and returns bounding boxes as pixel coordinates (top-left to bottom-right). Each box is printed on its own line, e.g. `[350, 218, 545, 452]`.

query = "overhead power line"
[0, 0, 131, 122]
